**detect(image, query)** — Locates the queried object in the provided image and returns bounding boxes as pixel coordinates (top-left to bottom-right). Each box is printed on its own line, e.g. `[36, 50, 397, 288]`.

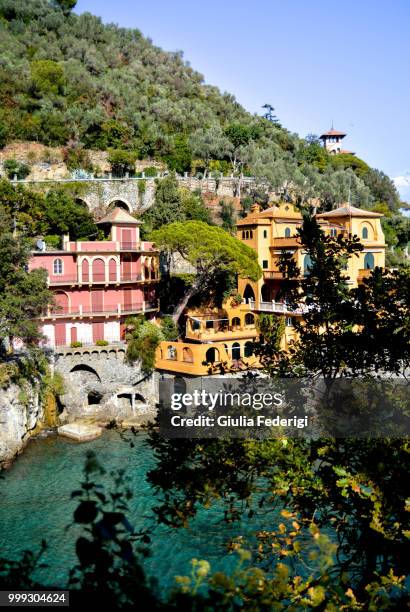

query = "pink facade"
[29, 208, 159, 347]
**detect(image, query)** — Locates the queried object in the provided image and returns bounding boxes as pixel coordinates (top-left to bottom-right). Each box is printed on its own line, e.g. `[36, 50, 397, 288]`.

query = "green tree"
[42, 192, 97, 240]
[107, 150, 137, 178]
[52, 0, 77, 15]
[151, 220, 261, 322]
[0, 230, 51, 351]
[30, 60, 64, 96]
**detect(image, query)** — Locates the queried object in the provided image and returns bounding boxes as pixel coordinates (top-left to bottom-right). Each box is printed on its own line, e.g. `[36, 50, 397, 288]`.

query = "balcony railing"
[47, 302, 152, 317]
[48, 273, 151, 285]
[247, 299, 304, 315]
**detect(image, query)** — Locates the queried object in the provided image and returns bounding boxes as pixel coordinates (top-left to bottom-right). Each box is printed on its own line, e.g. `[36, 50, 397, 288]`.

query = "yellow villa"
[155, 202, 386, 376]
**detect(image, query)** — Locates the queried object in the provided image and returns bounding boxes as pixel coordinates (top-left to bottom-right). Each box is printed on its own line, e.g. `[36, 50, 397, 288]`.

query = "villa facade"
[29, 207, 159, 348]
[155, 202, 386, 376]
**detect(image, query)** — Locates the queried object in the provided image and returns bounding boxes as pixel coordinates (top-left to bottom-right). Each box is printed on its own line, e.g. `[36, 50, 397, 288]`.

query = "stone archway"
[107, 198, 132, 212]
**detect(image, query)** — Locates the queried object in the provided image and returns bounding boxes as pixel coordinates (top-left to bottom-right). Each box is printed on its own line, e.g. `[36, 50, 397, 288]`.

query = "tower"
[319, 127, 347, 154]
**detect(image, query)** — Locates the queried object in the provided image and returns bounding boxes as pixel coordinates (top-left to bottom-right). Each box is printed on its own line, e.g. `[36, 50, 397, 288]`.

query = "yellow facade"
[237, 202, 386, 307]
[155, 202, 386, 376]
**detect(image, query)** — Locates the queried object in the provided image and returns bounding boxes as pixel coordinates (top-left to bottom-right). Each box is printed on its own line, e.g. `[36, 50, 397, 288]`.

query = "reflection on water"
[0, 431, 265, 591]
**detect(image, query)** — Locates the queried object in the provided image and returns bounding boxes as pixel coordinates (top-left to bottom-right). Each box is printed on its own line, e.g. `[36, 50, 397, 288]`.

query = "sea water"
[0, 431, 270, 594]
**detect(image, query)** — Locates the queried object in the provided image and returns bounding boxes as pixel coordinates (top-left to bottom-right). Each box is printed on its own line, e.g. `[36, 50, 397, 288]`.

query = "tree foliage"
[151, 221, 261, 321]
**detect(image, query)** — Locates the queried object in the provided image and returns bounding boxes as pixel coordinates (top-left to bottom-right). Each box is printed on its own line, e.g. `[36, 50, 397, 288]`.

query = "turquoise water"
[0, 431, 266, 593]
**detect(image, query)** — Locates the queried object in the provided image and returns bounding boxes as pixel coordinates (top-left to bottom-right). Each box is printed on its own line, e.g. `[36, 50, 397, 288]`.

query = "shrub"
[95, 339, 109, 346]
[160, 315, 178, 341]
[70, 341, 82, 348]
[44, 235, 61, 249]
[142, 166, 158, 177]
[107, 150, 137, 177]
[3, 159, 30, 180]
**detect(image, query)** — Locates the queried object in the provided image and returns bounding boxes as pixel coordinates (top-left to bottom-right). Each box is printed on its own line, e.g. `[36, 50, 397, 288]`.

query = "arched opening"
[92, 258, 105, 282]
[244, 341, 254, 357]
[232, 342, 241, 360]
[69, 364, 101, 383]
[109, 258, 117, 282]
[167, 345, 177, 360]
[261, 283, 270, 302]
[108, 199, 131, 212]
[303, 254, 313, 276]
[174, 376, 186, 396]
[245, 313, 254, 326]
[117, 393, 133, 410]
[52, 291, 69, 314]
[87, 390, 103, 405]
[182, 347, 194, 363]
[364, 252, 375, 270]
[231, 316, 241, 329]
[205, 347, 219, 363]
[82, 259, 90, 283]
[243, 284, 255, 303]
[75, 198, 89, 209]
[284, 227, 291, 238]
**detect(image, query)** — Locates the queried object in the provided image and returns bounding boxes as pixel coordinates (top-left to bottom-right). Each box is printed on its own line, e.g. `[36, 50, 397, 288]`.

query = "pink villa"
[29, 207, 159, 347]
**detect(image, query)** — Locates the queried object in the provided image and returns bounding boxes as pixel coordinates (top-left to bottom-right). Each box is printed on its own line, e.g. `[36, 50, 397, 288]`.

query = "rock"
[58, 422, 102, 442]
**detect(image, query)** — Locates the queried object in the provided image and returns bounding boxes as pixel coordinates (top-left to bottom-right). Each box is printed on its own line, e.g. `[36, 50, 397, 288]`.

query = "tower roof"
[319, 129, 346, 139]
[96, 207, 141, 225]
[316, 204, 383, 218]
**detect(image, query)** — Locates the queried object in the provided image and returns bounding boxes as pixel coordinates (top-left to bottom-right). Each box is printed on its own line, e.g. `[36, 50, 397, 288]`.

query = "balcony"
[48, 273, 157, 286]
[44, 300, 158, 319]
[248, 300, 304, 315]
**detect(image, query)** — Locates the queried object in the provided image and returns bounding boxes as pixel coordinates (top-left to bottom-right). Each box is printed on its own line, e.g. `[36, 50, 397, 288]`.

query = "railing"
[120, 242, 141, 251]
[48, 276, 78, 285]
[48, 302, 146, 317]
[247, 300, 304, 315]
[48, 273, 146, 285]
[52, 338, 125, 348]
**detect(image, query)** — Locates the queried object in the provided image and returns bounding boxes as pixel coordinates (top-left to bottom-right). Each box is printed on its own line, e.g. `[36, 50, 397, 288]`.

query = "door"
[54, 323, 66, 347]
[70, 327, 78, 345]
[123, 287, 133, 313]
[122, 255, 132, 281]
[92, 322, 104, 344]
[91, 290, 103, 314]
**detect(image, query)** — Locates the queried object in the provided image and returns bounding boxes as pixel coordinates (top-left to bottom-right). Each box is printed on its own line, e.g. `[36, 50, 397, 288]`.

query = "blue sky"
[76, 0, 410, 200]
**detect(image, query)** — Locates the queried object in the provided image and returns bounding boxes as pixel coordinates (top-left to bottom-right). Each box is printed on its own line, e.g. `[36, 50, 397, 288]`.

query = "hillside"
[0, 0, 405, 219]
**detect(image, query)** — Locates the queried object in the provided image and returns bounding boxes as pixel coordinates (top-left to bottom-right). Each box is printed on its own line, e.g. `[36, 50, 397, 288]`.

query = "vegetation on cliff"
[0, 0, 405, 218]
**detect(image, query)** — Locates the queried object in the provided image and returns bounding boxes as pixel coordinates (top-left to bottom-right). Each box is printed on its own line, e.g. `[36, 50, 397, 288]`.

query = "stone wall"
[54, 345, 158, 425]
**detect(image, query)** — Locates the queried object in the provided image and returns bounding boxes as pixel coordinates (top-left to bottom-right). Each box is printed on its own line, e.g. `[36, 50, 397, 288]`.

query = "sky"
[75, 0, 410, 200]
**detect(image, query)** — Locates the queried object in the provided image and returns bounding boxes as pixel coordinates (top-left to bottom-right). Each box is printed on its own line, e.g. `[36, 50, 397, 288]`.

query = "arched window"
[364, 253, 375, 270]
[245, 313, 254, 326]
[330, 228, 337, 237]
[92, 258, 105, 282]
[182, 347, 194, 363]
[52, 291, 69, 314]
[108, 258, 117, 282]
[53, 258, 63, 275]
[242, 231, 245, 239]
[243, 284, 255, 302]
[82, 259, 90, 283]
[205, 347, 219, 363]
[284, 227, 291, 238]
[244, 341, 254, 357]
[303, 254, 313, 276]
[249, 230, 253, 239]
[167, 346, 177, 360]
[232, 342, 241, 360]
[362, 226, 369, 239]
[232, 316, 241, 328]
